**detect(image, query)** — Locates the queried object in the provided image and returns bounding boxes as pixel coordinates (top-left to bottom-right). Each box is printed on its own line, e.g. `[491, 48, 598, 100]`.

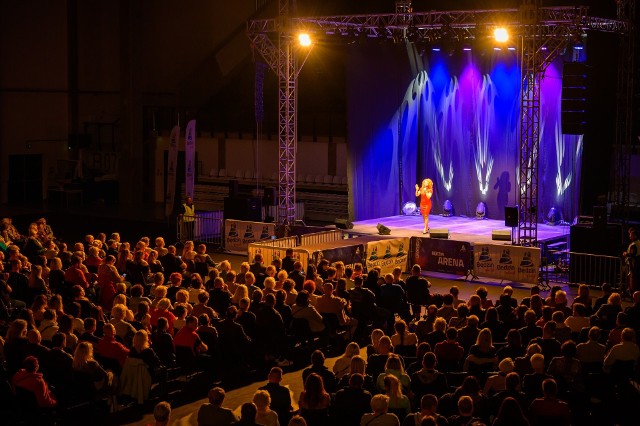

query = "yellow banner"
[365, 237, 410, 275]
[473, 244, 540, 284]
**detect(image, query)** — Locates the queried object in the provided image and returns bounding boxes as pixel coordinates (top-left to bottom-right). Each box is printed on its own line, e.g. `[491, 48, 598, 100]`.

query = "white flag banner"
[185, 120, 196, 200]
[165, 125, 179, 217]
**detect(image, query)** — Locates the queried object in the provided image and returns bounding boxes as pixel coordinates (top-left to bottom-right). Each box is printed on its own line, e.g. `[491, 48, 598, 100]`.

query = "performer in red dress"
[415, 178, 433, 234]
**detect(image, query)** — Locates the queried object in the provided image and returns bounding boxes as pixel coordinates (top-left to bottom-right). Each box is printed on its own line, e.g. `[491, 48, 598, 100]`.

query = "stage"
[350, 213, 570, 246]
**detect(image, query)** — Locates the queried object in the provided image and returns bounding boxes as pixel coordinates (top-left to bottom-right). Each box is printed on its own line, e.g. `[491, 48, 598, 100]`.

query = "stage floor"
[350, 214, 570, 245]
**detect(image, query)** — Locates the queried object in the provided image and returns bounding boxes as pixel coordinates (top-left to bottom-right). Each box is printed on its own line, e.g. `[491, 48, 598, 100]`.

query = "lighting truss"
[248, 3, 630, 231]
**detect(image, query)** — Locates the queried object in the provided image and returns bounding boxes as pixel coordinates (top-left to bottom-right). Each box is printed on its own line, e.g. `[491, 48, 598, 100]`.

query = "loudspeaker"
[224, 197, 262, 222]
[229, 180, 239, 197]
[561, 62, 590, 135]
[593, 205, 607, 229]
[376, 223, 391, 235]
[492, 229, 512, 241]
[505, 206, 519, 227]
[263, 187, 277, 206]
[430, 228, 449, 239]
[334, 218, 353, 229]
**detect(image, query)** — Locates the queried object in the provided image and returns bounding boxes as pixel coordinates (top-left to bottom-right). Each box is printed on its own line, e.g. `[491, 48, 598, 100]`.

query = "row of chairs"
[208, 169, 348, 186]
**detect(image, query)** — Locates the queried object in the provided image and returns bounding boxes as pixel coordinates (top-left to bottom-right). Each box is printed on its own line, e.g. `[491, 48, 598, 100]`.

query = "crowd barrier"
[248, 242, 312, 271]
[544, 251, 623, 288]
[299, 229, 344, 246]
[176, 211, 223, 246]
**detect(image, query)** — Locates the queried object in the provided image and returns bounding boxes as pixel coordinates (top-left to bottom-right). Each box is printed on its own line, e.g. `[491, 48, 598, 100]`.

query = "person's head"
[370, 394, 390, 415]
[420, 394, 438, 415]
[411, 264, 422, 276]
[84, 317, 96, 334]
[608, 292, 621, 306]
[310, 349, 325, 367]
[456, 304, 470, 319]
[505, 372, 521, 391]
[621, 327, 636, 342]
[349, 355, 366, 375]
[103, 323, 116, 338]
[506, 329, 522, 348]
[466, 315, 479, 328]
[295, 290, 310, 307]
[73, 341, 94, 369]
[431, 317, 445, 333]
[561, 340, 577, 358]
[303, 373, 326, 399]
[51, 332, 66, 349]
[457, 395, 474, 416]
[578, 284, 590, 299]
[153, 401, 172, 426]
[378, 336, 393, 354]
[555, 290, 568, 306]
[422, 352, 437, 370]
[446, 327, 458, 341]
[383, 374, 403, 398]
[543, 321, 557, 338]
[526, 342, 542, 356]
[268, 366, 283, 383]
[542, 378, 558, 398]
[288, 415, 308, 426]
[22, 356, 40, 375]
[348, 372, 364, 389]
[156, 317, 169, 332]
[344, 341, 360, 358]
[496, 397, 526, 422]
[498, 357, 515, 374]
[551, 310, 565, 324]
[322, 282, 333, 296]
[530, 353, 545, 371]
[252, 390, 271, 412]
[185, 315, 198, 329]
[384, 354, 404, 373]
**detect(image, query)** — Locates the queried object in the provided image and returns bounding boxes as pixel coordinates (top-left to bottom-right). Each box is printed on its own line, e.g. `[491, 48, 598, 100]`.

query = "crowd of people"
[0, 216, 639, 425]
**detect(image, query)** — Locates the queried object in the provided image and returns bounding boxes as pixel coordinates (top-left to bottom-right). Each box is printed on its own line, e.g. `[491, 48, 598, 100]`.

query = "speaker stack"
[561, 62, 590, 135]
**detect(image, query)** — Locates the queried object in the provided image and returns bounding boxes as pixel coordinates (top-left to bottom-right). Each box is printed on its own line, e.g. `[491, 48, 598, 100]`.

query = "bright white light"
[493, 27, 509, 43]
[298, 33, 312, 47]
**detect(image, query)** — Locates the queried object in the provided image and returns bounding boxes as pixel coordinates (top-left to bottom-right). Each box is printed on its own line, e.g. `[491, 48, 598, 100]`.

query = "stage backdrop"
[347, 43, 582, 224]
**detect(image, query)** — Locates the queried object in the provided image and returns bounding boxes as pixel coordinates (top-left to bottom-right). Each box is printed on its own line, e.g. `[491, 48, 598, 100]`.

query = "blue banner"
[411, 237, 471, 274]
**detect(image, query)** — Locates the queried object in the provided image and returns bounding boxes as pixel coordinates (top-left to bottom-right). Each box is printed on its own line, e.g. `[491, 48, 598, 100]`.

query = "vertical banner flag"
[365, 238, 410, 275]
[185, 120, 196, 200]
[165, 125, 180, 217]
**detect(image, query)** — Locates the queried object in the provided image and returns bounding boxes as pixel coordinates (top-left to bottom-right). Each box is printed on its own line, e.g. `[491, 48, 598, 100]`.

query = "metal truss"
[610, 0, 636, 223]
[248, 3, 629, 229]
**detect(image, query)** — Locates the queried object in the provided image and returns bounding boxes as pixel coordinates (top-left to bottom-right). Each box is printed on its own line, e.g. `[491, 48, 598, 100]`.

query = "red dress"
[420, 190, 432, 217]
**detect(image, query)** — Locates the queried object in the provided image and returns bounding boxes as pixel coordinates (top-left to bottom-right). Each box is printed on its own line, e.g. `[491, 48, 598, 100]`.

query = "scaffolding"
[248, 2, 629, 230]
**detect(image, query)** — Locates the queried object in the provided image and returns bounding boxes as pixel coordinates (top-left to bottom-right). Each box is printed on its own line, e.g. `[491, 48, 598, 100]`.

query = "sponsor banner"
[225, 220, 275, 252]
[365, 238, 410, 275]
[185, 120, 196, 200]
[411, 238, 471, 275]
[313, 244, 365, 271]
[473, 244, 540, 284]
[165, 125, 179, 217]
[248, 244, 311, 272]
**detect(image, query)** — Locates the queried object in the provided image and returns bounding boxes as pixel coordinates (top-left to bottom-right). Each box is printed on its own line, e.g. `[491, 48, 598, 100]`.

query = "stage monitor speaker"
[376, 223, 391, 235]
[492, 229, 512, 241]
[263, 187, 277, 206]
[430, 228, 449, 239]
[505, 206, 519, 227]
[561, 62, 590, 135]
[229, 180, 239, 197]
[334, 218, 353, 229]
[593, 205, 607, 229]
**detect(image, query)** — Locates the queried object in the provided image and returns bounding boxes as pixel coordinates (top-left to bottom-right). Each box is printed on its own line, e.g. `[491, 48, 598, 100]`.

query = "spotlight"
[402, 202, 418, 216]
[442, 200, 455, 217]
[298, 33, 312, 47]
[376, 223, 391, 235]
[475, 202, 488, 220]
[463, 44, 472, 52]
[507, 46, 516, 51]
[573, 41, 584, 50]
[545, 207, 563, 225]
[493, 28, 509, 43]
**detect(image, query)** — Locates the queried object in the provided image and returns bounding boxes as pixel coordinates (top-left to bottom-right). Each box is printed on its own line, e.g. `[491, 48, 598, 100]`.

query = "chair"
[322, 313, 349, 341]
[290, 318, 318, 348]
[119, 357, 152, 404]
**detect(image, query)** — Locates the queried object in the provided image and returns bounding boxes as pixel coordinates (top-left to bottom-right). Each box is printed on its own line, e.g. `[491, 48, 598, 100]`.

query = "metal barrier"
[177, 211, 223, 246]
[264, 202, 305, 222]
[248, 241, 312, 271]
[543, 250, 623, 288]
[299, 229, 344, 246]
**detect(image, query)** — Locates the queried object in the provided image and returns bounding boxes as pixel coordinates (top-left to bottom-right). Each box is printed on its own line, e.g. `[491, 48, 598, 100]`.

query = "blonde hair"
[72, 342, 94, 370]
[277, 270, 288, 281]
[154, 285, 168, 298]
[475, 328, 494, 349]
[49, 257, 62, 271]
[371, 329, 385, 350]
[383, 374, 403, 399]
[252, 390, 271, 410]
[434, 317, 447, 332]
[370, 394, 390, 414]
[264, 277, 276, 290]
[132, 329, 150, 352]
[344, 342, 360, 358]
[157, 298, 172, 311]
[111, 304, 127, 319]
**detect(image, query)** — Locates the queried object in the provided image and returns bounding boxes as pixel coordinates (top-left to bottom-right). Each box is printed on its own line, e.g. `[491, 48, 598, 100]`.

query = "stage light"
[463, 44, 472, 52]
[431, 46, 441, 52]
[402, 202, 418, 216]
[573, 41, 584, 50]
[442, 200, 455, 217]
[376, 223, 391, 235]
[493, 46, 502, 51]
[475, 202, 487, 220]
[545, 207, 563, 225]
[493, 28, 509, 43]
[507, 46, 516, 51]
[298, 33, 312, 47]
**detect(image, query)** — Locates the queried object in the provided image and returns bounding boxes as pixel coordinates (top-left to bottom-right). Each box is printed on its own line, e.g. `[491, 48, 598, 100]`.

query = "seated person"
[11, 356, 57, 408]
